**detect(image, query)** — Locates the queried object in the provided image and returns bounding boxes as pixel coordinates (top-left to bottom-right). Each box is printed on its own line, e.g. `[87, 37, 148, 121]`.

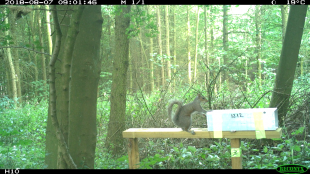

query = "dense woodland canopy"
[0, 5, 310, 169]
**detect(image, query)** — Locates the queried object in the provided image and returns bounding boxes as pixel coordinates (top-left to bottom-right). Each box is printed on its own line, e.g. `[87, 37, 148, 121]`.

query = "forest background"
[0, 5, 310, 169]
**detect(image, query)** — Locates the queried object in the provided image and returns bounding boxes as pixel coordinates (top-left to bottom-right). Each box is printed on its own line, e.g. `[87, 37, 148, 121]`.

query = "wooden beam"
[123, 128, 282, 139]
[128, 138, 139, 169]
[231, 138, 242, 169]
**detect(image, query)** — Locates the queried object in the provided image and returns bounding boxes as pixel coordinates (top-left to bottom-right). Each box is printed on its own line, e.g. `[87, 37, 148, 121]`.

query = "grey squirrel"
[168, 94, 209, 135]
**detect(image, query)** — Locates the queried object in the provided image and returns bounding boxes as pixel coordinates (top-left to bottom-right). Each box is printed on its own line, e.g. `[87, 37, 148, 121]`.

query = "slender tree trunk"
[255, 5, 262, 87]
[106, 5, 131, 155]
[45, 5, 53, 61]
[5, 8, 17, 107]
[172, 6, 177, 90]
[222, 5, 229, 88]
[5, 6, 32, 104]
[281, 5, 289, 44]
[30, 11, 38, 98]
[244, 32, 248, 92]
[37, 7, 47, 88]
[165, 6, 171, 87]
[47, 5, 78, 169]
[139, 33, 144, 90]
[147, 6, 154, 92]
[45, 6, 73, 169]
[204, 6, 211, 107]
[210, 6, 217, 94]
[8, 15, 22, 105]
[132, 41, 137, 93]
[129, 47, 133, 93]
[187, 6, 191, 85]
[6, 60, 12, 99]
[194, 7, 199, 82]
[157, 6, 164, 87]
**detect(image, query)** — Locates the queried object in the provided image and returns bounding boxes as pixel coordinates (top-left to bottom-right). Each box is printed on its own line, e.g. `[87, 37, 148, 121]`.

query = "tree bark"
[269, 5, 307, 127]
[194, 7, 199, 82]
[165, 6, 171, 86]
[45, 5, 53, 59]
[147, 6, 154, 92]
[45, 5, 74, 169]
[255, 5, 262, 87]
[5, 8, 17, 108]
[106, 5, 131, 155]
[37, 6, 47, 88]
[222, 5, 229, 88]
[172, 6, 177, 90]
[204, 6, 211, 107]
[47, 5, 77, 169]
[187, 6, 191, 85]
[281, 5, 289, 44]
[157, 6, 164, 87]
[69, 5, 102, 168]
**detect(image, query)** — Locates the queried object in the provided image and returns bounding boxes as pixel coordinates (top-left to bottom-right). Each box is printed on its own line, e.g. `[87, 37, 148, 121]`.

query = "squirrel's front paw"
[190, 130, 195, 135]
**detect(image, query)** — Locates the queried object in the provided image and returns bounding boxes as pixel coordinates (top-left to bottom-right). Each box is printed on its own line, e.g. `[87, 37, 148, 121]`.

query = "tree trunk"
[204, 6, 211, 107]
[210, 6, 218, 94]
[129, 47, 133, 93]
[8, 12, 22, 105]
[194, 7, 199, 82]
[47, 5, 78, 169]
[255, 5, 262, 87]
[37, 7, 47, 88]
[187, 6, 191, 85]
[269, 5, 307, 127]
[165, 6, 171, 87]
[45, 5, 73, 169]
[45, 5, 53, 61]
[29, 11, 38, 98]
[68, 6, 102, 168]
[5, 8, 17, 107]
[139, 33, 144, 91]
[222, 5, 229, 88]
[281, 5, 289, 44]
[147, 6, 154, 92]
[157, 6, 164, 87]
[106, 5, 131, 155]
[172, 6, 177, 90]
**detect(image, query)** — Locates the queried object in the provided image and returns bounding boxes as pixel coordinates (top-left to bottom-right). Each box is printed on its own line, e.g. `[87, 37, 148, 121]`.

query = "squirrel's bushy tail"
[168, 100, 183, 121]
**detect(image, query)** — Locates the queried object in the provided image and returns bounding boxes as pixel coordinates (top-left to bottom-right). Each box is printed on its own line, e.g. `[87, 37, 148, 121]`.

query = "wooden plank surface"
[122, 128, 282, 139]
[128, 138, 139, 169]
[231, 139, 242, 169]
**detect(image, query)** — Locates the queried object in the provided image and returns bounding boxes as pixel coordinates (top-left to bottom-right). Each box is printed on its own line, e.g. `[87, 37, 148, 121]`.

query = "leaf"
[263, 146, 268, 153]
[291, 127, 305, 135]
[16, 139, 33, 145]
[188, 146, 197, 153]
[173, 147, 179, 153]
[292, 145, 301, 152]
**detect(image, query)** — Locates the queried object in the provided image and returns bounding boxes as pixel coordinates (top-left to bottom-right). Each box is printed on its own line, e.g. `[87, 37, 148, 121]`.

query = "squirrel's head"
[197, 94, 208, 102]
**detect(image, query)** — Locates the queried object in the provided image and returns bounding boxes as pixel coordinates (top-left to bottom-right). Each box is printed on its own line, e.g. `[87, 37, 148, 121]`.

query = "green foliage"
[242, 129, 310, 169]
[94, 148, 128, 169]
[0, 100, 47, 169]
[113, 5, 158, 38]
[27, 80, 49, 102]
[99, 72, 112, 93]
[139, 154, 169, 169]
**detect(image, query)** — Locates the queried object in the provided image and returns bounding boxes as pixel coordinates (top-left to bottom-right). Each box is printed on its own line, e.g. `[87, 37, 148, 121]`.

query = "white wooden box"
[206, 108, 278, 131]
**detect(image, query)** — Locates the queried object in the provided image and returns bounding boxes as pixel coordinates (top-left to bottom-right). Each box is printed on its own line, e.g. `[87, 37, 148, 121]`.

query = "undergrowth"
[1, 75, 310, 169]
